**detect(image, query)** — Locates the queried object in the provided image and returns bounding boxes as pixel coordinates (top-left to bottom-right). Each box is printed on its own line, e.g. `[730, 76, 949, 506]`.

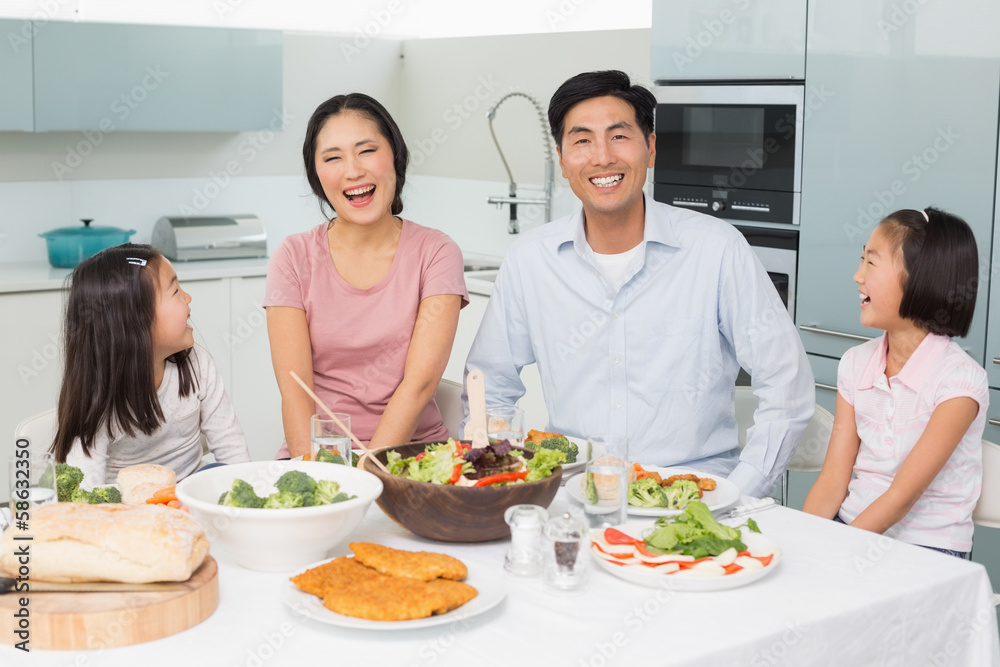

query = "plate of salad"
[589, 501, 782, 591]
[565, 466, 740, 517]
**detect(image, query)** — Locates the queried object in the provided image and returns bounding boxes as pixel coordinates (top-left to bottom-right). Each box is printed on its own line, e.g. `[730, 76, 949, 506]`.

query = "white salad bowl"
[176, 460, 383, 572]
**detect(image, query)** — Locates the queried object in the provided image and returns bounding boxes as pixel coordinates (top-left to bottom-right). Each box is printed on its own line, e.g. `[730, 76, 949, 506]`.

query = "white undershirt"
[593, 244, 642, 292]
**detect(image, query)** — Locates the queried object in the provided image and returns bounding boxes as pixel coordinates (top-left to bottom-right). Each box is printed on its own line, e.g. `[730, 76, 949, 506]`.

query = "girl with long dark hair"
[52, 243, 250, 487]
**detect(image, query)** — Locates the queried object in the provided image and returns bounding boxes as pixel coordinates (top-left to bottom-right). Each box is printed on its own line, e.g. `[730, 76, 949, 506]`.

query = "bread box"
[152, 215, 266, 261]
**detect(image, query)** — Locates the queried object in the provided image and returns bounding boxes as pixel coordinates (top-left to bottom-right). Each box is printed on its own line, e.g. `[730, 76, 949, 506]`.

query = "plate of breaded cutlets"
[284, 542, 507, 629]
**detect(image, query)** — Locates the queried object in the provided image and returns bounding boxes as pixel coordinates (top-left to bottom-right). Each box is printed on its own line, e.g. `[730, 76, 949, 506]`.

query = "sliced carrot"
[146, 486, 178, 504]
[166, 499, 181, 509]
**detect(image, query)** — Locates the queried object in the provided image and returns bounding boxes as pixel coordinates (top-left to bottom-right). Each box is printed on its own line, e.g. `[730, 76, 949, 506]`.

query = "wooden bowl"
[361, 442, 562, 542]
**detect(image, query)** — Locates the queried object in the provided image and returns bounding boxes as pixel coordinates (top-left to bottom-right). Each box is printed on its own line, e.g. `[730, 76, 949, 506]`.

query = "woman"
[264, 93, 467, 458]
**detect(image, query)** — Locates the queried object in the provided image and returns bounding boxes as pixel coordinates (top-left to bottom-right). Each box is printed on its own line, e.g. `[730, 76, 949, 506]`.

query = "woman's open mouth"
[344, 184, 376, 206]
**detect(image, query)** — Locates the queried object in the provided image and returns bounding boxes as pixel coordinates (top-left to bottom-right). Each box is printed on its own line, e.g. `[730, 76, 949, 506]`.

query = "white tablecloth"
[4, 491, 999, 667]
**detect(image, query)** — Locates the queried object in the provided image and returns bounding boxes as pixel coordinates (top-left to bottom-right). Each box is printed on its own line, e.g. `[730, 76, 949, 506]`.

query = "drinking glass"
[8, 451, 58, 524]
[310, 413, 352, 465]
[582, 435, 628, 529]
[487, 405, 525, 448]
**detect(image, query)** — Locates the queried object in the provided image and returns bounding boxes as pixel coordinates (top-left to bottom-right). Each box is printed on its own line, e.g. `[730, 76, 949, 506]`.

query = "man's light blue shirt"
[464, 197, 814, 497]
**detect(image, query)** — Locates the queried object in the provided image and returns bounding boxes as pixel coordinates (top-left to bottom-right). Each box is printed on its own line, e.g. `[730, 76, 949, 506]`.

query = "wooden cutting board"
[0, 556, 218, 650]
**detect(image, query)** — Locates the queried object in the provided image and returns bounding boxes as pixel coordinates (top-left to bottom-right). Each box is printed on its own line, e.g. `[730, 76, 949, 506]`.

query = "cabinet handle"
[993, 358, 1000, 366]
[989, 419, 1000, 428]
[799, 325, 873, 342]
[815, 382, 837, 392]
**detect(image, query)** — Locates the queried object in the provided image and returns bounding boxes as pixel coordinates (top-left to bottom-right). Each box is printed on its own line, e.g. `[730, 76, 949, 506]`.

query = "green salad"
[644, 500, 760, 559]
[387, 438, 564, 487]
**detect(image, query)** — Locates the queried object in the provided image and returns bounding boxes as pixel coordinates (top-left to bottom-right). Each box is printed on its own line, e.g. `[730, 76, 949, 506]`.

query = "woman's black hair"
[302, 92, 408, 220]
[879, 207, 979, 337]
[51, 243, 198, 463]
[547, 70, 656, 149]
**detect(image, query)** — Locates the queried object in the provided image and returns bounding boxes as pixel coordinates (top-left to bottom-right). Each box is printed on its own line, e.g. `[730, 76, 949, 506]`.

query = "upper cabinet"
[0, 19, 34, 131]
[19, 21, 282, 132]
[651, 0, 806, 81]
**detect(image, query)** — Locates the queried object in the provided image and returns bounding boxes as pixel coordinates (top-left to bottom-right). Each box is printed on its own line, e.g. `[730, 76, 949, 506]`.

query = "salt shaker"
[543, 510, 587, 590]
[503, 504, 547, 576]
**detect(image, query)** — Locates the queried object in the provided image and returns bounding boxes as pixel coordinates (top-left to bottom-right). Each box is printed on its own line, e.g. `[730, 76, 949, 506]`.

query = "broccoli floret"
[70, 487, 95, 503]
[627, 478, 669, 508]
[316, 448, 347, 466]
[263, 491, 306, 509]
[310, 479, 341, 505]
[524, 436, 578, 464]
[55, 463, 85, 502]
[274, 471, 317, 496]
[218, 479, 266, 508]
[91, 486, 122, 504]
[663, 479, 701, 510]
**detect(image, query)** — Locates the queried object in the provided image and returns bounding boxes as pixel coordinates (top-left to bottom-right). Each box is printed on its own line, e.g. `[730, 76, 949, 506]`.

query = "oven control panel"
[654, 184, 797, 226]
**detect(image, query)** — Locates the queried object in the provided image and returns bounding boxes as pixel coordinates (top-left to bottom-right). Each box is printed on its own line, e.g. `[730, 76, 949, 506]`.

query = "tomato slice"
[751, 554, 773, 567]
[603, 528, 641, 545]
[723, 563, 744, 575]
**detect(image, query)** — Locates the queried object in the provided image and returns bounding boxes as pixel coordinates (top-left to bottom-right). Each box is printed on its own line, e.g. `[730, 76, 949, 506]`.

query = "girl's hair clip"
[126, 257, 147, 266]
[920, 209, 930, 223]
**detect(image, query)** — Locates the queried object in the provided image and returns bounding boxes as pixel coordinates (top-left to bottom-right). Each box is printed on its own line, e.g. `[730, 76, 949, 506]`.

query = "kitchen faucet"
[485, 92, 554, 234]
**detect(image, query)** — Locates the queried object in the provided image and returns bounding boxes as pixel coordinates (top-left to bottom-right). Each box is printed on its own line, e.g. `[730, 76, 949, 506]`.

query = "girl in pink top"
[264, 93, 467, 458]
[804, 207, 987, 557]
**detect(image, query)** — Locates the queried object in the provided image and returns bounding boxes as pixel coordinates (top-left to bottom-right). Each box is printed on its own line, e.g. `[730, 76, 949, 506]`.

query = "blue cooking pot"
[39, 219, 137, 268]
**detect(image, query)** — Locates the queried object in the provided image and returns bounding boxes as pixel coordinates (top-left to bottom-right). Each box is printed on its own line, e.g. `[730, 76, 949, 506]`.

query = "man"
[465, 70, 814, 497]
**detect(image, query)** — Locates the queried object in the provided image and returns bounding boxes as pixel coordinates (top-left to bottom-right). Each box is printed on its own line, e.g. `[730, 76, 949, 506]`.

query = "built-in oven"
[652, 80, 803, 328]
[652, 81, 803, 226]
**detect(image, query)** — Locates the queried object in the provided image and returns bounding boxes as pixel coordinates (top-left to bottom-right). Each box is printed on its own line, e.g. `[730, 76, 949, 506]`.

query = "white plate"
[565, 466, 740, 517]
[589, 523, 782, 591]
[281, 558, 507, 631]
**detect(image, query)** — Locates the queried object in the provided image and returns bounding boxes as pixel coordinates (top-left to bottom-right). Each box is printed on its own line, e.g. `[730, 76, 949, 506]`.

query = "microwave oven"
[653, 82, 804, 226]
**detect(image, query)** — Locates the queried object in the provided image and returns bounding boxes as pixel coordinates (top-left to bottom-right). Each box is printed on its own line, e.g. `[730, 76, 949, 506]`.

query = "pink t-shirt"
[264, 218, 468, 456]
[838, 333, 988, 551]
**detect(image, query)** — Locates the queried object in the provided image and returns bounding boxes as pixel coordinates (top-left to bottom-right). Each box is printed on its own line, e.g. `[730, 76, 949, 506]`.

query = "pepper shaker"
[503, 504, 547, 576]
[543, 510, 587, 590]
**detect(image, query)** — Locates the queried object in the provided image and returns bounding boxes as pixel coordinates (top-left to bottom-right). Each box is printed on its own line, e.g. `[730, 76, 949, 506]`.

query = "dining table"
[3, 486, 999, 667]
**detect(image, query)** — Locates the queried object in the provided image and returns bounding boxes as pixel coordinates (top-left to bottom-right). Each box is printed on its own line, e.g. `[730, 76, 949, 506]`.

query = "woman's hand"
[369, 293, 462, 449]
[266, 306, 315, 458]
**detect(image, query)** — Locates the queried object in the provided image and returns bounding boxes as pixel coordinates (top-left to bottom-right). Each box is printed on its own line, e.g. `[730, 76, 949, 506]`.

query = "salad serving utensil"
[288, 371, 390, 474]
[464, 368, 489, 449]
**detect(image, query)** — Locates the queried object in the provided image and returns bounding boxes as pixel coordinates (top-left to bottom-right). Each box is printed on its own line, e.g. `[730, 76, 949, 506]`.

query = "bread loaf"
[0, 503, 209, 583]
[117, 464, 177, 505]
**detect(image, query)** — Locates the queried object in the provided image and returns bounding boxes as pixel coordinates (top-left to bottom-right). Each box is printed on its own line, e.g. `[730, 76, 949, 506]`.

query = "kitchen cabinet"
[32, 22, 282, 132]
[985, 130, 1000, 391]
[1, 289, 66, 502]
[229, 276, 284, 461]
[797, 0, 999, 365]
[0, 19, 33, 131]
[651, 0, 806, 81]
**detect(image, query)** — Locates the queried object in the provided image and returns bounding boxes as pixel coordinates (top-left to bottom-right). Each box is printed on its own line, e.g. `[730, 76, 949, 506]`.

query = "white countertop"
[0, 258, 270, 294]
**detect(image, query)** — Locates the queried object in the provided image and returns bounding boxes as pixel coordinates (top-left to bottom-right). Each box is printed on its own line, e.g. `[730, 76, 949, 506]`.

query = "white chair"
[14, 408, 58, 454]
[434, 379, 465, 439]
[734, 386, 834, 506]
[972, 440, 1000, 606]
